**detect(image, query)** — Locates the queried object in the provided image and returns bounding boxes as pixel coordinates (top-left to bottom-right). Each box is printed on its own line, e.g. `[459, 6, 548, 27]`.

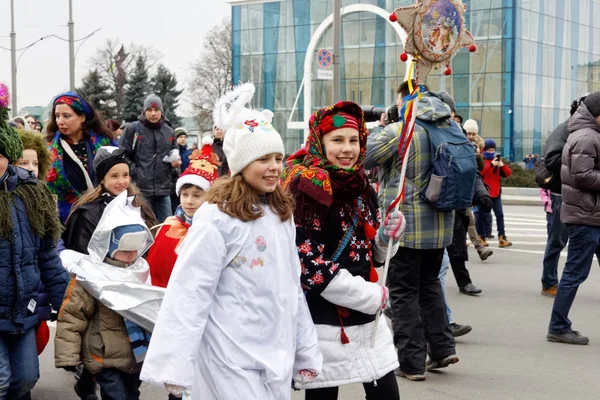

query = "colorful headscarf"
[281, 101, 368, 207]
[282, 101, 378, 231]
[53, 91, 93, 118]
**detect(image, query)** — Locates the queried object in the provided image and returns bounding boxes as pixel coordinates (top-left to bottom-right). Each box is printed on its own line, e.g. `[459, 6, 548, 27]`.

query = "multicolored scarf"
[53, 91, 93, 118]
[281, 101, 378, 230]
[46, 131, 112, 223]
[174, 205, 194, 226]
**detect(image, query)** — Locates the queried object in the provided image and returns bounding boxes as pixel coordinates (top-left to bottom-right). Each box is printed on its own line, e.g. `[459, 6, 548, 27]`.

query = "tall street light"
[68, 0, 75, 90]
[10, 0, 17, 112]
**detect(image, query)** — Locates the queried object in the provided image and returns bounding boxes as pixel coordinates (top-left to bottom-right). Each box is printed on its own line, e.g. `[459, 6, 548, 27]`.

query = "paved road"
[32, 206, 600, 399]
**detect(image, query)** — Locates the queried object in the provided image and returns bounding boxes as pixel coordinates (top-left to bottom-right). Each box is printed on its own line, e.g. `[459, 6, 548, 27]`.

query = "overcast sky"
[0, 0, 231, 116]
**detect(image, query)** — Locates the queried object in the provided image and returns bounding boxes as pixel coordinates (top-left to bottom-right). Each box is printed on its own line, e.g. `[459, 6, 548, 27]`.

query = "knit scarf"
[0, 167, 62, 241]
[483, 152, 496, 160]
[281, 101, 379, 232]
[46, 131, 112, 220]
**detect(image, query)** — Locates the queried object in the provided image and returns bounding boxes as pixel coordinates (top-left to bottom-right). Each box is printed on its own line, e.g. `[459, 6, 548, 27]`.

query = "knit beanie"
[176, 136, 220, 194]
[213, 83, 284, 176]
[0, 83, 23, 164]
[463, 119, 479, 134]
[143, 94, 163, 113]
[174, 127, 188, 139]
[584, 91, 600, 118]
[93, 146, 128, 185]
[484, 138, 496, 151]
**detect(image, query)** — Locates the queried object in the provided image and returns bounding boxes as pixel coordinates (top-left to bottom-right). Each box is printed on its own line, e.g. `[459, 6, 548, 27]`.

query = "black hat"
[584, 91, 600, 118]
[93, 146, 128, 184]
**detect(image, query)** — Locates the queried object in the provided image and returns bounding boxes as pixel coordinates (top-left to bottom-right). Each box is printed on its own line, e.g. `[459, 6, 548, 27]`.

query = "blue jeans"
[149, 195, 172, 223]
[549, 224, 600, 334]
[477, 197, 505, 237]
[95, 369, 141, 400]
[542, 195, 568, 289]
[438, 249, 453, 323]
[0, 329, 39, 399]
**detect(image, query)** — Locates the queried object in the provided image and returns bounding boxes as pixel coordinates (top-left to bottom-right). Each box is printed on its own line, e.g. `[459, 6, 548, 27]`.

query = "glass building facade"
[231, 0, 600, 159]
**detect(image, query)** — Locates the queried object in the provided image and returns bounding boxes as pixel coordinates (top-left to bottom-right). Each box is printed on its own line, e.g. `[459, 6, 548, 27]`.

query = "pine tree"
[77, 69, 115, 119]
[151, 64, 183, 126]
[122, 55, 150, 122]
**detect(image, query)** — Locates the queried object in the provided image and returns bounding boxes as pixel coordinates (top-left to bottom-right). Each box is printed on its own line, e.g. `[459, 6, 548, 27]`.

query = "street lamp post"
[332, 0, 341, 102]
[68, 0, 75, 90]
[10, 0, 17, 112]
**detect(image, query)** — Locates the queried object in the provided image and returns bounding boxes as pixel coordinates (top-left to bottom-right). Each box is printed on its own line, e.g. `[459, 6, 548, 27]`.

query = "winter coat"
[119, 117, 176, 197]
[63, 193, 114, 254]
[560, 104, 600, 226]
[0, 166, 69, 334]
[55, 192, 155, 374]
[365, 94, 455, 249]
[544, 120, 569, 194]
[212, 138, 229, 177]
[35, 282, 52, 322]
[140, 203, 322, 399]
[481, 159, 512, 198]
[295, 195, 399, 389]
[178, 144, 192, 172]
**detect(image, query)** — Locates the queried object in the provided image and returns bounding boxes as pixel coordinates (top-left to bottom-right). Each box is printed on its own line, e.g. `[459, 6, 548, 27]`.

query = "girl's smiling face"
[322, 128, 360, 169]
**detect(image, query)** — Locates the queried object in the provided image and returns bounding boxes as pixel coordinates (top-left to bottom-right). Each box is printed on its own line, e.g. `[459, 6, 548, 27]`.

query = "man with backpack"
[365, 81, 476, 381]
[538, 94, 589, 297]
[119, 94, 181, 222]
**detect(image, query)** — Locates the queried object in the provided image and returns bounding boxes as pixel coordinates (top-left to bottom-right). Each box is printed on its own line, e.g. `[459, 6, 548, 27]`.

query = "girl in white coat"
[140, 84, 322, 400]
[282, 102, 404, 400]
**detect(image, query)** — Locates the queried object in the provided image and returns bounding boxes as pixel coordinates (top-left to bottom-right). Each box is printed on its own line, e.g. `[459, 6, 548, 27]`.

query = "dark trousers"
[388, 247, 455, 375]
[541, 196, 569, 289]
[95, 369, 141, 400]
[449, 258, 472, 288]
[477, 197, 506, 237]
[148, 195, 172, 223]
[549, 224, 600, 334]
[305, 371, 399, 400]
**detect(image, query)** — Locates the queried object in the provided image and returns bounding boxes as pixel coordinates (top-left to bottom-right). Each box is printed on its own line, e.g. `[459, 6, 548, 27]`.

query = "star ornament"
[391, 0, 475, 82]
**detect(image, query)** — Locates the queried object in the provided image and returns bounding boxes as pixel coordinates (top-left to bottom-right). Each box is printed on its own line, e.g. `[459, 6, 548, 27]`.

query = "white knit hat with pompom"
[213, 83, 284, 176]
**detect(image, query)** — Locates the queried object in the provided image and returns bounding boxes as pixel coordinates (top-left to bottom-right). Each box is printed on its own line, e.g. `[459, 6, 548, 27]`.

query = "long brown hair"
[205, 175, 294, 222]
[68, 183, 158, 230]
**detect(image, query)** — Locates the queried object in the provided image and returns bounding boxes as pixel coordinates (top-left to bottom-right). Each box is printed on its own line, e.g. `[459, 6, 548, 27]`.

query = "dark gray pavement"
[32, 206, 600, 400]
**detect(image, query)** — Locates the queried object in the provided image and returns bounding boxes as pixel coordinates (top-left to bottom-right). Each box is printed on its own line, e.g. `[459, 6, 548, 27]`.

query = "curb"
[502, 195, 542, 206]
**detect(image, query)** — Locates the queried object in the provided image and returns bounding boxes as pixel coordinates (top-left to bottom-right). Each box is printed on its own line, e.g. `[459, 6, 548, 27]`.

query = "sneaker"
[426, 354, 459, 370]
[541, 286, 558, 297]
[395, 368, 426, 381]
[546, 331, 589, 345]
[459, 283, 482, 296]
[498, 235, 512, 247]
[450, 322, 472, 337]
[486, 234, 495, 239]
[477, 247, 493, 261]
[478, 236, 489, 247]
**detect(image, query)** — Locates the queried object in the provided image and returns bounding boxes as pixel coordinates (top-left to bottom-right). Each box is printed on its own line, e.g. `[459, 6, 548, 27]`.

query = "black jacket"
[119, 117, 176, 197]
[63, 194, 114, 254]
[212, 138, 229, 177]
[543, 120, 569, 194]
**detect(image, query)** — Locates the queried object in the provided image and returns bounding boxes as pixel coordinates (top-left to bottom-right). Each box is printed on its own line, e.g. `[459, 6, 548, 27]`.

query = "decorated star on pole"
[389, 0, 476, 83]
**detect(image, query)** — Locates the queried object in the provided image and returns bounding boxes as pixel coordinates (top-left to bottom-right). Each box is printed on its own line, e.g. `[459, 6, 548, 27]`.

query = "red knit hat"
[176, 136, 222, 195]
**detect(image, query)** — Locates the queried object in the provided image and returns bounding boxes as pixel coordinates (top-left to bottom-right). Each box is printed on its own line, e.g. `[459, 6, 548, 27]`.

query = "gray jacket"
[119, 117, 176, 197]
[560, 104, 600, 226]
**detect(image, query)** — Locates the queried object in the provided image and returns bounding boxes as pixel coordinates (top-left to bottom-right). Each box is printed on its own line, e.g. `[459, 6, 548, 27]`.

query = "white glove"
[294, 369, 318, 385]
[163, 149, 181, 163]
[380, 211, 406, 242]
[164, 384, 190, 398]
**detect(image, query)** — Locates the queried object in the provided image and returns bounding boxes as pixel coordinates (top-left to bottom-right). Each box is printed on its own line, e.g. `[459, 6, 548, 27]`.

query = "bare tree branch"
[188, 19, 232, 132]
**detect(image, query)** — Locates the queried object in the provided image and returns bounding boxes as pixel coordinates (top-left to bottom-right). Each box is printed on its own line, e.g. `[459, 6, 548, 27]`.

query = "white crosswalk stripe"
[482, 206, 566, 256]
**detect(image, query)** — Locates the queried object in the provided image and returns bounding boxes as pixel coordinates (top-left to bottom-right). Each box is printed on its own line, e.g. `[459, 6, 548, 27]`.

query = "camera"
[361, 105, 400, 124]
